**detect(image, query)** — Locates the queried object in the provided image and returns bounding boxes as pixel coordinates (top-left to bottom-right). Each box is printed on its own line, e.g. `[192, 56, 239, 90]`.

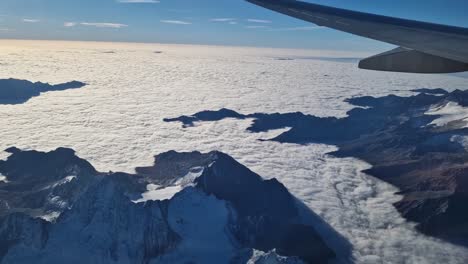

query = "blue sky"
[1, 0, 468, 51]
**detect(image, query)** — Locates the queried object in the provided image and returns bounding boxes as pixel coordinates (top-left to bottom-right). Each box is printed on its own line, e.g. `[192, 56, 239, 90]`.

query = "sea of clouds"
[0, 40, 468, 263]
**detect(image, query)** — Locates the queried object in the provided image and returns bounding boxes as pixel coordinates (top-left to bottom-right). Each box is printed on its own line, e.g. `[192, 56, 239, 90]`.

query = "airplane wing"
[247, 0, 468, 73]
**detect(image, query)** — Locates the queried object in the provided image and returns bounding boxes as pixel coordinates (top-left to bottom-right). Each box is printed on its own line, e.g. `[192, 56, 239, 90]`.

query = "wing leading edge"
[247, 0, 468, 73]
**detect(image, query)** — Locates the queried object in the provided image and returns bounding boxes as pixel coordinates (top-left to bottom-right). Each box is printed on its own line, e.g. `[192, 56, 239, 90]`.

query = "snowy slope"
[0, 148, 335, 264]
[426, 101, 468, 128]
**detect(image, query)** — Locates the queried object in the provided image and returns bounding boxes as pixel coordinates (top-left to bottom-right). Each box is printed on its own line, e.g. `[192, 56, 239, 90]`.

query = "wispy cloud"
[117, 0, 160, 3]
[160, 20, 192, 25]
[246, 25, 268, 29]
[22, 19, 40, 23]
[80, 22, 128, 28]
[268, 26, 322, 31]
[64, 22, 77, 27]
[210, 18, 238, 25]
[247, 19, 272, 24]
[210, 18, 236, 22]
[63, 22, 128, 28]
[0, 28, 13, 32]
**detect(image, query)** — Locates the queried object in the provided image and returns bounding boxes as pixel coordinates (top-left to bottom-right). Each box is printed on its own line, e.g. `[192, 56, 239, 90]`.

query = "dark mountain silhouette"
[0, 79, 86, 105]
[137, 150, 351, 263]
[411, 88, 449, 95]
[165, 88, 468, 246]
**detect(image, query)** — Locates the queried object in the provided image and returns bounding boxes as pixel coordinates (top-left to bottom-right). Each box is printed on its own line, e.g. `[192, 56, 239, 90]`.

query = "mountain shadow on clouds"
[0, 78, 86, 105]
[165, 88, 468, 247]
[410, 88, 449, 95]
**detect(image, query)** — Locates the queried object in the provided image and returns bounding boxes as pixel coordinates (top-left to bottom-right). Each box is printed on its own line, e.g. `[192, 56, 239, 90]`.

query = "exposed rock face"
[0, 148, 337, 264]
[1, 175, 180, 264]
[0, 79, 85, 105]
[0, 147, 99, 220]
[136, 150, 214, 185]
[165, 88, 468, 246]
[0, 214, 48, 261]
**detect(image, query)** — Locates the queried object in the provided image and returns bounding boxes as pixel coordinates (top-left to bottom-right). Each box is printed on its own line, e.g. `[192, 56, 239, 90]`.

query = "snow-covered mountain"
[0, 148, 336, 264]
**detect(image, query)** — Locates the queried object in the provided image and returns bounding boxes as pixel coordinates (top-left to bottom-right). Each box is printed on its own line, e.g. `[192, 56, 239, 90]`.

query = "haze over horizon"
[1, 0, 468, 51]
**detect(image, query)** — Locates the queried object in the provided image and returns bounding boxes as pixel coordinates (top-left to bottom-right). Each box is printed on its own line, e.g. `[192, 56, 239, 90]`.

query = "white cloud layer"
[0, 41, 468, 263]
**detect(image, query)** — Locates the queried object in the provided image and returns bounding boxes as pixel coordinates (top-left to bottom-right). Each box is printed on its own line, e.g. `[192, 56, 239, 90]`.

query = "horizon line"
[0, 37, 378, 55]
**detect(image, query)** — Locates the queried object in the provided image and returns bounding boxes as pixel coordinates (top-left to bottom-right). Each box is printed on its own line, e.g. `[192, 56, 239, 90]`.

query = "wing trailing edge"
[359, 47, 468, 73]
[247, 0, 468, 73]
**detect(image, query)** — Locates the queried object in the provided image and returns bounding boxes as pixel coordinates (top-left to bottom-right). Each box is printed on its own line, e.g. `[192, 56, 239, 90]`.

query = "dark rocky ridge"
[0, 148, 341, 263]
[0, 147, 98, 219]
[0, 79, 86, 105]
[165, 88, 468, 246]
